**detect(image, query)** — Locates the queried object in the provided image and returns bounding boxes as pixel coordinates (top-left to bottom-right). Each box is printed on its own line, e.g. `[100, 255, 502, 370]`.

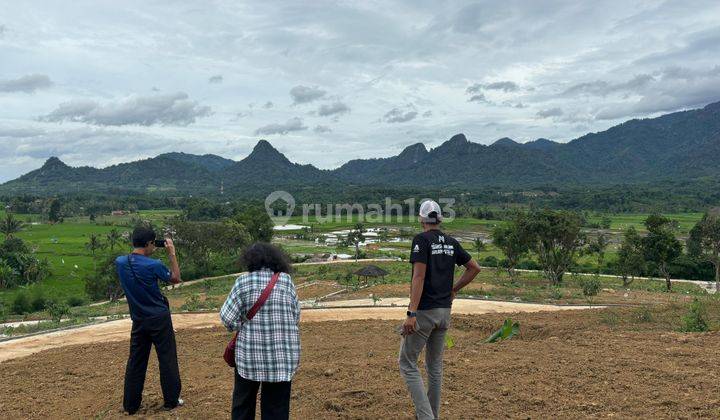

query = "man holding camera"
[399, 200, 481, 420]
[116, 226, 183, 414]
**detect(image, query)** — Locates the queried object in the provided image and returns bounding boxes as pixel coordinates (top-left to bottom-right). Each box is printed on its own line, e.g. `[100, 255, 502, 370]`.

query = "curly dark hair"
[241, 242, 292, 273]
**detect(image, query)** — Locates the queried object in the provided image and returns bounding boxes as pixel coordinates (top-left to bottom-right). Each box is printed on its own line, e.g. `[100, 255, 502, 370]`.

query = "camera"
[154, 239, 166, 248]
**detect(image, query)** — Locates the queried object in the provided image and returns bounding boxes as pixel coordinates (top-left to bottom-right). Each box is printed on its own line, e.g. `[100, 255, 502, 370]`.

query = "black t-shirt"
[409, 229, 472, 310]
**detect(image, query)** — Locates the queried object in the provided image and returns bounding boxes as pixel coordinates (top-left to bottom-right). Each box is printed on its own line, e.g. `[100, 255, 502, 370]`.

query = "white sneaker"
[177, 398, 184, 407]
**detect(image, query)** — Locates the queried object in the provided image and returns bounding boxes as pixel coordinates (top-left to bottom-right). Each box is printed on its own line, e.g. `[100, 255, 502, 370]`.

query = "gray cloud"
[290, 85, 326, 104]
[0, 24, 5, 37]
[422, 110, 433, 117]
[318, 101, 350, 117]
[467, 81, 520, 93]
[263, 101, 274, 109]
[255, 117, 308, 135]
[2, 1, 720, 179]
[536, 107, 564, 118]
[594, 66, 720, 120]
[40, 92, 211, 126]
[563, 74, 654, 96]
[382, 108, 418, 123]
[314, 125, 332, 133]
[208, 75, 223, 84]
[468, 93, 488, 103]
[0, 74, 53, 93]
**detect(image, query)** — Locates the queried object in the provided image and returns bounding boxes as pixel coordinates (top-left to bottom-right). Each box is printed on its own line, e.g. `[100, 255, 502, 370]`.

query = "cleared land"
[1, 303, 718, 418]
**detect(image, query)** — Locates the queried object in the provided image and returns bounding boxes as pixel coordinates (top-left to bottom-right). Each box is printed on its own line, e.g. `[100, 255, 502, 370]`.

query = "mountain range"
[3, 100, 720, 197]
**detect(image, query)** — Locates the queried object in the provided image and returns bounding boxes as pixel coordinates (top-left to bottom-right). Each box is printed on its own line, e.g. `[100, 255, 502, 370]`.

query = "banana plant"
[485, 318, 520, 343]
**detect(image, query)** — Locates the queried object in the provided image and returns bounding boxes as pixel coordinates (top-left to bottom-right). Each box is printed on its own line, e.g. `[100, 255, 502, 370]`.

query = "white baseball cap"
[419, 200, 442, 223]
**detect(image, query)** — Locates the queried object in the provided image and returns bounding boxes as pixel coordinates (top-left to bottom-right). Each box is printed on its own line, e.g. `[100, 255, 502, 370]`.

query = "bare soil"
[2, 307, 719, 419]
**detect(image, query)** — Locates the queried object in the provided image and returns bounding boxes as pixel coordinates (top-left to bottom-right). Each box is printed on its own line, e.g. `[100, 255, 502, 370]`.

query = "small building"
[354, 265, 389, 285]
[111, 210, 128, 216]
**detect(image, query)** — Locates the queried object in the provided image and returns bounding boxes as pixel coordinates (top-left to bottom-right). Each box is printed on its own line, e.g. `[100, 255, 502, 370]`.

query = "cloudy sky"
[1, 0, 720, 181]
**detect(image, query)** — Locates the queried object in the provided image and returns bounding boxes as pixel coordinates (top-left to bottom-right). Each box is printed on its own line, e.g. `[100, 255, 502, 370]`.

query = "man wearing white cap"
[399, 199, 481, 420]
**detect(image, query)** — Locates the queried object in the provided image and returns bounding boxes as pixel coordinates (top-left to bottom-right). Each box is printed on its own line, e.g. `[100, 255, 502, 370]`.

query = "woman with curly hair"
[220, 242, 300, 420]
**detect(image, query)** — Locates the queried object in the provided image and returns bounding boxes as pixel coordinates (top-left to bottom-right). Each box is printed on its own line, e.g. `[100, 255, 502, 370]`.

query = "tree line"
[490, 209, 720, 291]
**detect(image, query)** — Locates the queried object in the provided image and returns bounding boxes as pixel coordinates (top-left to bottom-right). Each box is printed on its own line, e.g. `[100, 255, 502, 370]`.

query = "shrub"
[12, 292, 31, 314]
[599, 310, 619, 327]
[66, 296, 85, 307]
[680, 298, 709, 332]
[632, 306, 653, 323]
[548, 286, 563, 300]
[581, 276, 601, 298]
[46, 301, 70, 323]
[85, 255, 124, 301]
[517, 259, 540, 270]
[481, 256, 499, 268]
[30, 291, 48, 312]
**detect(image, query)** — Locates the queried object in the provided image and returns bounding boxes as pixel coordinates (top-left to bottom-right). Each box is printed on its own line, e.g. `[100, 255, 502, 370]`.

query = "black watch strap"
[407, 311, 417, 317]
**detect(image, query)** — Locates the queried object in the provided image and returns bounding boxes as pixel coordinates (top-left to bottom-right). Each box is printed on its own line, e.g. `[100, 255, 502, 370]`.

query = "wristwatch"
[406, 311, 417, 318]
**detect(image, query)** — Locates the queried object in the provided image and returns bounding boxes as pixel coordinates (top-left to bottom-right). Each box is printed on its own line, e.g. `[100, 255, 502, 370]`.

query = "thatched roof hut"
[354, 265, 389, 283]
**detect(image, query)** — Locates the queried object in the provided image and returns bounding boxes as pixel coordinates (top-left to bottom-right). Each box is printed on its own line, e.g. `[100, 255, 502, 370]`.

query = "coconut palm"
[85, 234, 106, 257]
[0, 212, 24, 239]
[106, 228, 124, 251]
[472, 237, 486, 258]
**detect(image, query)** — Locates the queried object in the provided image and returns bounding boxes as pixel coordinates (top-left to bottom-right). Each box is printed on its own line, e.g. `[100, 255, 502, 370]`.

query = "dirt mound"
[2, 309, 720, 418]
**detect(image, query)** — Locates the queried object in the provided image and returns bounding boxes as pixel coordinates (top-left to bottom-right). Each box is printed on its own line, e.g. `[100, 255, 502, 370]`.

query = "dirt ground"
[0, 300, 597, 362]
[2, 308, 719, 419]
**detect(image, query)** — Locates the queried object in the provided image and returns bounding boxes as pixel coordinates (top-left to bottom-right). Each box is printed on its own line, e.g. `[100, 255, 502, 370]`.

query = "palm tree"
[106, 228, 123, 251]
[0, 212, 24, 239]
[473, 237, 486, 258]
[85, 234, 106, 257]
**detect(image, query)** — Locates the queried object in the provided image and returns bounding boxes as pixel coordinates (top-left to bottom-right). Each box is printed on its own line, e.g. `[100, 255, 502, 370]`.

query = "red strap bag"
[223, 272, 281, 367]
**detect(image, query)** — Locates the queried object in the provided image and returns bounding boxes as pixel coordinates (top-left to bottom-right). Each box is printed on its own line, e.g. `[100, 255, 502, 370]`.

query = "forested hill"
[3, 101, 720, 196]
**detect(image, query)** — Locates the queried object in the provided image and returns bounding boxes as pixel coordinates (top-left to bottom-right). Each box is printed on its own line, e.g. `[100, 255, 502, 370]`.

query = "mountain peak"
[244, 140, 291, 165]
[492, 137, 518, 147]
[252, 139, 277, 153]
[524, 138, 558, 150]
[447, 133, 468, 144]
[41, 156, 69, 169]
[397, 143, 429, 164]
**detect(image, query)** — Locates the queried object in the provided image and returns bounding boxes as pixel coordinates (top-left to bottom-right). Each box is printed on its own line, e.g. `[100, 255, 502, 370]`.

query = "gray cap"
[419, 200, 442, 223]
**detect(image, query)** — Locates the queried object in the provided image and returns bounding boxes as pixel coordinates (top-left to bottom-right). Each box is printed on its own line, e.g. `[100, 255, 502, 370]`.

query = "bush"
[12, 292, 31, 314]
[632, 306, 653, 323]
[599, 309, 619, 327]
[548, 286, 563, 300]
[680, 298, 709, 332]
[66, 296, 85, 307]
[46, 301, 70, 323]
[481, 256, 499, 268]
[517, 259, 540, 270]
[30, 291, 48, 312]
[85, 255, 124, 301]
[581, 276, 601, 298]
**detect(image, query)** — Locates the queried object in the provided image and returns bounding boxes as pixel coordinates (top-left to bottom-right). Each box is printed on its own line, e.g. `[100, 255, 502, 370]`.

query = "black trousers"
[123, 312, 182, 414]
[231, 369, 291, 420]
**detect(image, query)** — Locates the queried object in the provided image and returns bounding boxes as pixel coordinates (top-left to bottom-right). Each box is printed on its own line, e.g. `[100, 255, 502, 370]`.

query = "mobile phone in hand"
[154, 239, 166, 247]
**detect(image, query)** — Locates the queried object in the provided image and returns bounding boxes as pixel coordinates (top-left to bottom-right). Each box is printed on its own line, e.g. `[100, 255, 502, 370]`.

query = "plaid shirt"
[220, 269, 301, 382]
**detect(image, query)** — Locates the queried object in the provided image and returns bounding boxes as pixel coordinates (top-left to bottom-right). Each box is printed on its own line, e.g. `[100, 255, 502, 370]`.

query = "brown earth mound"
[1, 309, 719, 419]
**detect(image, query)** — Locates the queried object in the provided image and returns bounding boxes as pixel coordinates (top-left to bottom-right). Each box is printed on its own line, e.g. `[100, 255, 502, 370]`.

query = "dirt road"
[0, 299, 600, 363]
